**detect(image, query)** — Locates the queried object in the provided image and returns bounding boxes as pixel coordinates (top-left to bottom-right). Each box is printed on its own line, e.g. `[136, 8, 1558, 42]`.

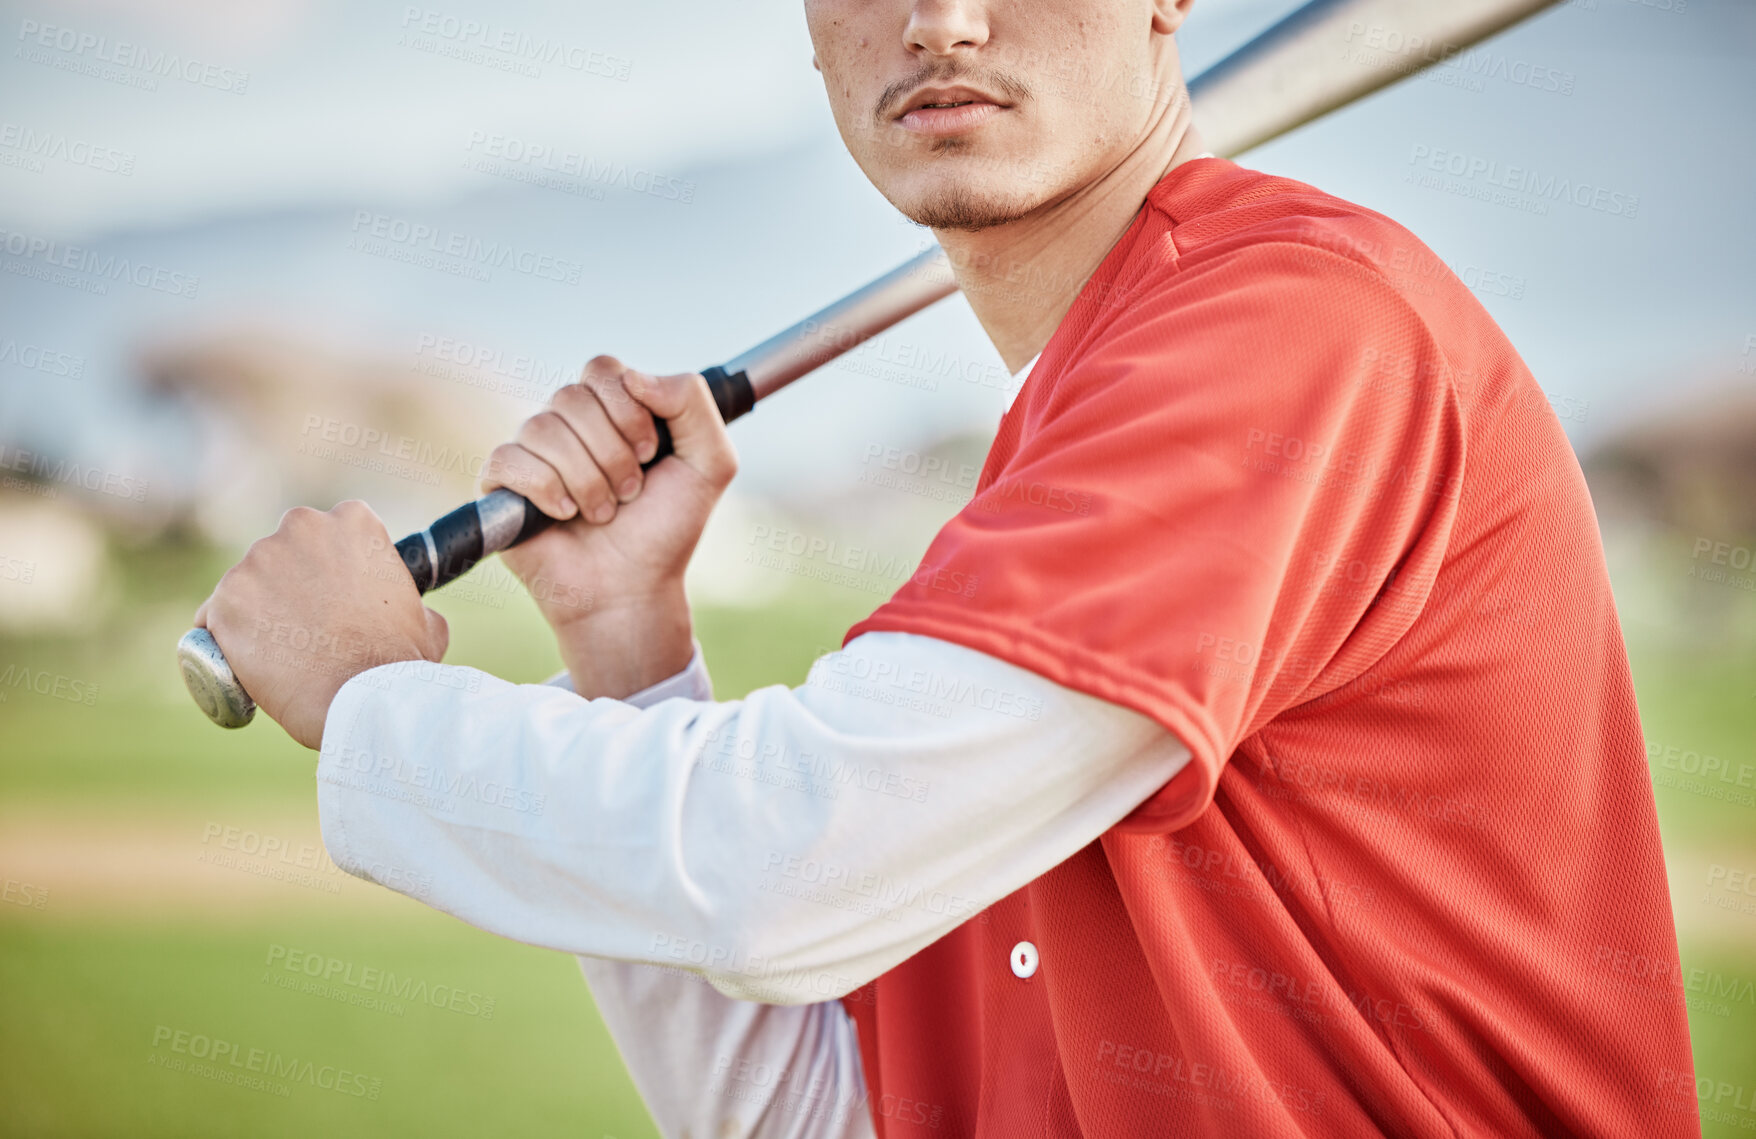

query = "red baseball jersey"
[841, 158, 1695, 1137]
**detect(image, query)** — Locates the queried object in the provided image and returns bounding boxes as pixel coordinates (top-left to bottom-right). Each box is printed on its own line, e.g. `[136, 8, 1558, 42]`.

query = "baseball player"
[196, 0, 1697, 1134]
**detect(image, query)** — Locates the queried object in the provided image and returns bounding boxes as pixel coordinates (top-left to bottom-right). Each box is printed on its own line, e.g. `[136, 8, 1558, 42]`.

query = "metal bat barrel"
[178, 246, 957, 728]
[1186, 0, 1561, 157]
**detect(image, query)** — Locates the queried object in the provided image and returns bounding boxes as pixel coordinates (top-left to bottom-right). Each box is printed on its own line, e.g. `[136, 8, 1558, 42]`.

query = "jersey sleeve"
[846, 241, 1467, 832]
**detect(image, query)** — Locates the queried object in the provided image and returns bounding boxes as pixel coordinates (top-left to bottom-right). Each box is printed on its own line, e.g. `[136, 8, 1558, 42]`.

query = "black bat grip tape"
[393, 366, 754, 597]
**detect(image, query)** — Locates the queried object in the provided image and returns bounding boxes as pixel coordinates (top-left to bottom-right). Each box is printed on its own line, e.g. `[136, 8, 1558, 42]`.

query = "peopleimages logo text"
[1406, 146, 1639, 219]
[348, 212, 583, 284]
[0, 227, 200, 298]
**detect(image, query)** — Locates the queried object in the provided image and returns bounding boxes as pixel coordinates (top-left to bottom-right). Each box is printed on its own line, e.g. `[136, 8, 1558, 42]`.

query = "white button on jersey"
[1011, 940, 1039, 979]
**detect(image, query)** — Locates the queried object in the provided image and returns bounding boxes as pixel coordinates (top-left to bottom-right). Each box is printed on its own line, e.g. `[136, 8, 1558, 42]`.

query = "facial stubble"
[896, 140, 1044, 232]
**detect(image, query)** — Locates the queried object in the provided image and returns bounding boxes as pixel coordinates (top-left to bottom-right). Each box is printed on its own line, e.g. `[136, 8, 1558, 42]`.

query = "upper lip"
[895, 84, 1009, 119]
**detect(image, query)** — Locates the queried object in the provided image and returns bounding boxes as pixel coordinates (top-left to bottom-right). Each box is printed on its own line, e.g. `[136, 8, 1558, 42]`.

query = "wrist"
[554, 589, 694, 700]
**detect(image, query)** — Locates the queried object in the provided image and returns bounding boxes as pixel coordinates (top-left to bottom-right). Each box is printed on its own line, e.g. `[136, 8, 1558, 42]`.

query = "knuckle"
[279, 505, 319, 532]
[593, 382, 651, 434]
[711, 453, 739, 486]
[598, 375, 637, 409]
[524, 462, 562, 496]
[481, 448, 521, 489]
[575, 373, 630, 416]
[682, 372, 716, 409]
[551, 382, 592, 412]
[518, 410, 566, 445]
[582, 354, 624, 378]
[481, 449, 518, 481]
[700, 436, 739, 482]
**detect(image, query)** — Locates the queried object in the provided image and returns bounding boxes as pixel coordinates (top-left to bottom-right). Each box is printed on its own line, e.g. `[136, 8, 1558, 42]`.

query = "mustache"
[874, 62, 1033, 121]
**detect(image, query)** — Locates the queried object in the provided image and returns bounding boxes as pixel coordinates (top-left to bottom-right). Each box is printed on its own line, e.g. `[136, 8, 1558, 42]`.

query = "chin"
[889, 171, 1041, 233]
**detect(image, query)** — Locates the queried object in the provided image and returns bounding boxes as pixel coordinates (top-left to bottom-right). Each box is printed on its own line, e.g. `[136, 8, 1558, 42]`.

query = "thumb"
[625, 371, 737, 484]
[422, 607, 450, 662]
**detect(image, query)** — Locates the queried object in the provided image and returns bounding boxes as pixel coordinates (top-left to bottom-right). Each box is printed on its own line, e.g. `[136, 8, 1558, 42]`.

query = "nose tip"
[904, 2, 989, 56]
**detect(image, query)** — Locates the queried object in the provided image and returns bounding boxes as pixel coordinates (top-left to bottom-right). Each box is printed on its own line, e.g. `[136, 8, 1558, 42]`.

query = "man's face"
[804, 0, 1187, 232]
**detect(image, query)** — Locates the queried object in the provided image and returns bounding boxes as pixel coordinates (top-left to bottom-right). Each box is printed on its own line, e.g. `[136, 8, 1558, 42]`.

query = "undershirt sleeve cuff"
[541, 640, 711, 703]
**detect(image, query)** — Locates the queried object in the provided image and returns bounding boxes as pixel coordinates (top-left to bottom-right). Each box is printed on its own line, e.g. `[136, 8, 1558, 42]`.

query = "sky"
[0, 0, 1752, 524]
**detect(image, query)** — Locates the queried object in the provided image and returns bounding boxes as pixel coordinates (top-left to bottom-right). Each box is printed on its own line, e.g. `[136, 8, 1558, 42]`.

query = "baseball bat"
[179, 0, 1561, 728]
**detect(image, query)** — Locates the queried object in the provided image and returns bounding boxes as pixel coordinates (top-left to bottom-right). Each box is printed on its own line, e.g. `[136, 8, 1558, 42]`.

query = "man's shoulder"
[1039, 166, 1470, 412]
[1141, 160, 1453, 309]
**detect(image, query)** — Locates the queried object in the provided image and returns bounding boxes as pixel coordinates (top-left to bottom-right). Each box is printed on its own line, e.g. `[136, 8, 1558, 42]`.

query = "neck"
[932, 95, 1206, 374]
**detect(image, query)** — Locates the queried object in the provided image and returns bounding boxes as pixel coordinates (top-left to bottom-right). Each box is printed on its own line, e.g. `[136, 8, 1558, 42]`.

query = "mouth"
[893, 84, 1010, 137]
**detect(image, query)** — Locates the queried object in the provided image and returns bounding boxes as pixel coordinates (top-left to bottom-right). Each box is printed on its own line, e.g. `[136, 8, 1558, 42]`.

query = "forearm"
[553, 586, 695, 701]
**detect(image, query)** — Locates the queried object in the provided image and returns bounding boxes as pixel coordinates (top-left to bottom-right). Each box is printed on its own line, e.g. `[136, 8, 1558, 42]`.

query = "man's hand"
[194, 501, 449, 749]
[482, 355, 737, 698]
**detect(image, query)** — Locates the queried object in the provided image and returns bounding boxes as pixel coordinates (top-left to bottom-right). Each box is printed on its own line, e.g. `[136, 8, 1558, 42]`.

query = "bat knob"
[178, 627, 256, 729]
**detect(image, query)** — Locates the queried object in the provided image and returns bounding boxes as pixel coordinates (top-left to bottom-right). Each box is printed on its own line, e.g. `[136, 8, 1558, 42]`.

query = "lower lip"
[897, 101, 1004, 137]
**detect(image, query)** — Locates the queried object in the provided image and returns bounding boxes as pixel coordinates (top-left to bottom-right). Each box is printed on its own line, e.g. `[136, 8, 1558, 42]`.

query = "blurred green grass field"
[2, 538, 1753, 1136]
[0, 542, 878, 1138]
[0, 914, 647, 1139]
